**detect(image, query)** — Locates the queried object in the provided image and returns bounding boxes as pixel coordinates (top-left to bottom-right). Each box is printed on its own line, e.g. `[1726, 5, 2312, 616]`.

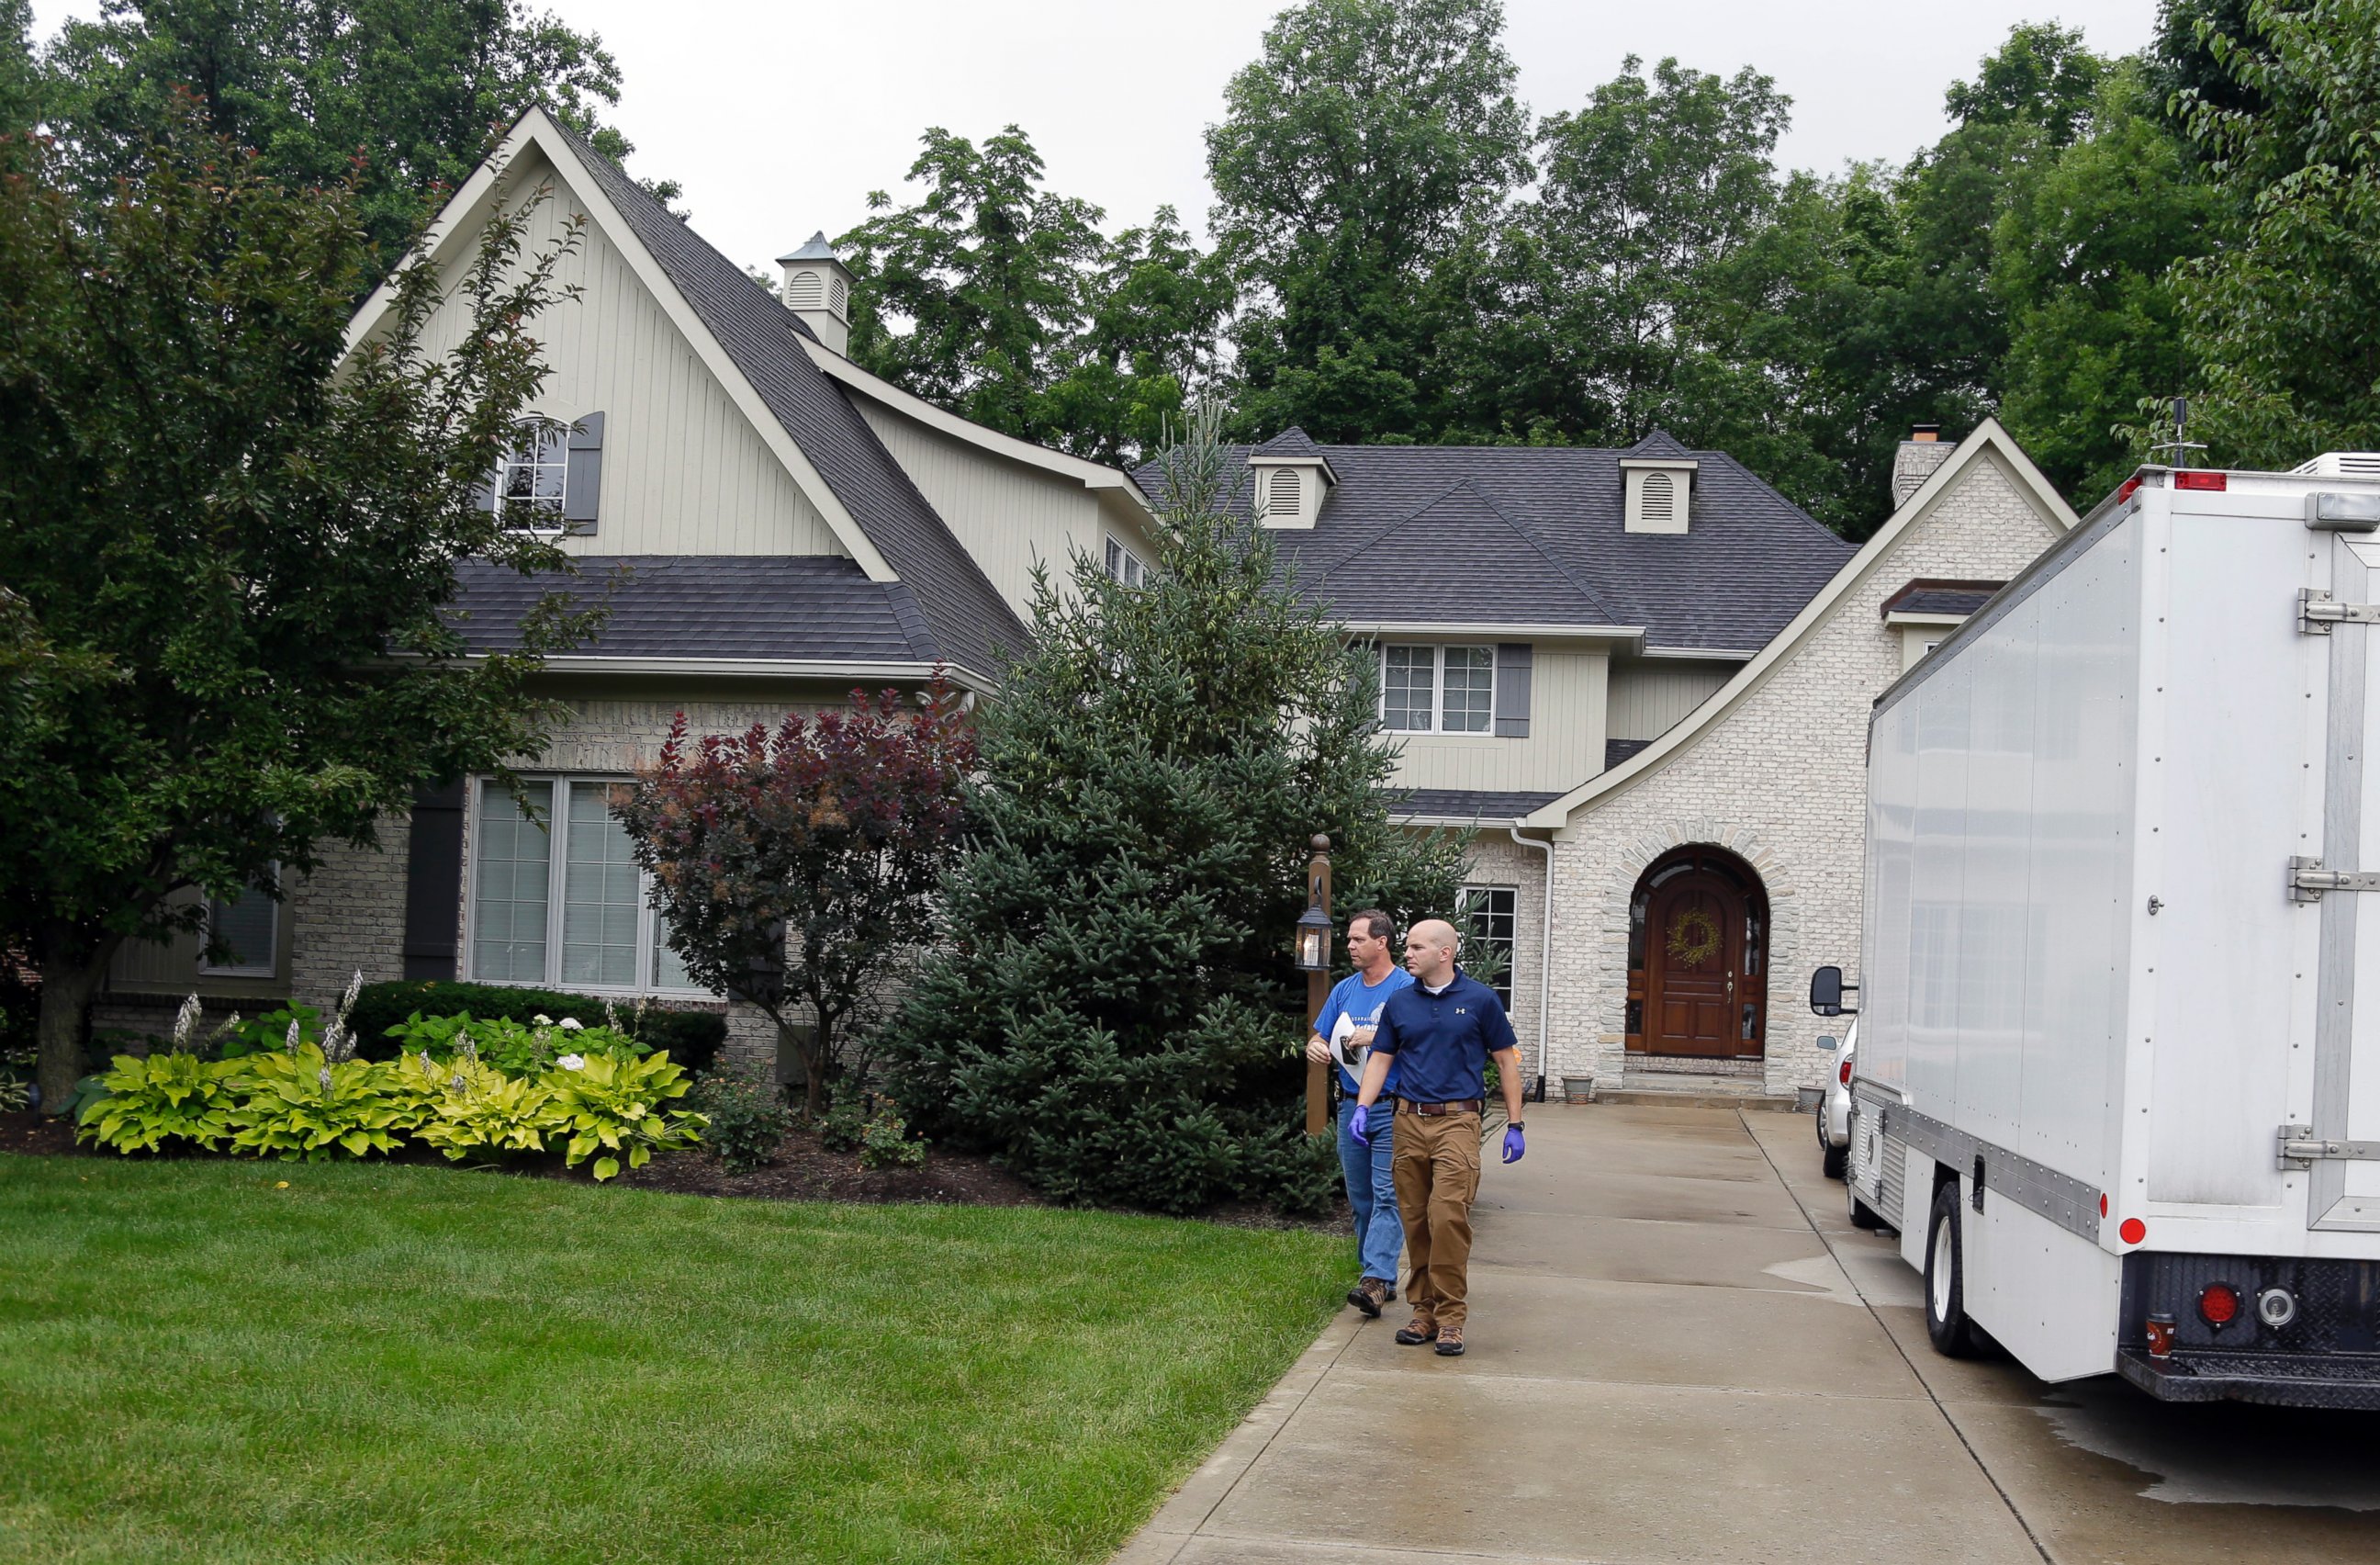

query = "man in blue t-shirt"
[1306, 908, 1414, 1318]
[1350, 917, 1525, 1357]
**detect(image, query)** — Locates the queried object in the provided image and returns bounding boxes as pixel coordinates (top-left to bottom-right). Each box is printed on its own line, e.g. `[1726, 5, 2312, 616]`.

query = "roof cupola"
[777, 231, 853, 355]
[1248, 427, 1336, 529]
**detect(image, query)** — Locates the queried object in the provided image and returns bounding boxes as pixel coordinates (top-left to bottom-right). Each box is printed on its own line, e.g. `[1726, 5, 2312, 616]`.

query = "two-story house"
[99, 107, 2079, 1109]
[1146, 422, 2076, 1102]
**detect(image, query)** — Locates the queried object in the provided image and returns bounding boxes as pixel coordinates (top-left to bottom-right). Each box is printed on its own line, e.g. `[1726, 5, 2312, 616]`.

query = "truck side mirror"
[1810, 965, 1857, 1017]
[1816, 1034, 1838, 1052]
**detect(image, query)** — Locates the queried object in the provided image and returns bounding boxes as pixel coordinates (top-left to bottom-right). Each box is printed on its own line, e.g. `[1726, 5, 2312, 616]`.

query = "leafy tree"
[2161, 0, 2380, 466]
[1207, 0, 1532, 443]
[839, 127, 1227, 465]
[839, 126, 1106, 448]
[614, 691, 975, 1120]
[39, 0, 674, 275]
[1490, 55, 1795, 447]
[0, 0, 38, 136]
[1993, 62, 2216, 502]
[884, 401, 1471, 1215]
[0, 108, 599, 1113]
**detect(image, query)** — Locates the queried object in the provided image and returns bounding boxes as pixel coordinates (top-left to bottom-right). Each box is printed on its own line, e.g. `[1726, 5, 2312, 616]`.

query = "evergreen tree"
[883, 401, 1469, 1215]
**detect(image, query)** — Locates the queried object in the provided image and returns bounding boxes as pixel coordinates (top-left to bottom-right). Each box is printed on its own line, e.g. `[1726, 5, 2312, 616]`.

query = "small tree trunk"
[33, 954, 106, 1118]
[802, 1027, 828, 1121]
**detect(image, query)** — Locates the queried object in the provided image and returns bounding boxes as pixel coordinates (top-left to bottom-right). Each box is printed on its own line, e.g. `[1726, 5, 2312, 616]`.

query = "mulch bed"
[1, 1110, 77, 1157]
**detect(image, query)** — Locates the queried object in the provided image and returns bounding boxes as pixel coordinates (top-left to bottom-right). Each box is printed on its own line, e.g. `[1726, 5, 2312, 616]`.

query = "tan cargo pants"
[1390, 1107, 1483, 1329]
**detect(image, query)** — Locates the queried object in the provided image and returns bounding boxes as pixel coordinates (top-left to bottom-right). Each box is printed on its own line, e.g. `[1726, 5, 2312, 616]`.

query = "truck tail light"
[2145, 1313, 2177, 1358]
[1838, 1059, 1852, 1086]
[2174, 470, 2228, 490]
[2256, 1287, 2297, 1328]
[2199, 1282, 2241, 1327]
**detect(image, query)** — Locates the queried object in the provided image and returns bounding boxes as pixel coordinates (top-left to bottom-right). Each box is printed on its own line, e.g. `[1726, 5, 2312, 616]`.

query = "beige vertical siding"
[411, 149, 843, 557]
[1606, 657, 1739, 741]
[1386, 647, 1608, 794]
[852, 400, 1102, 616]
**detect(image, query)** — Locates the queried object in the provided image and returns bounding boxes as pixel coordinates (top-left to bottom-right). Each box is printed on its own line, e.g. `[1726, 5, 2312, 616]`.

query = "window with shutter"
[498, 424, 567, 532]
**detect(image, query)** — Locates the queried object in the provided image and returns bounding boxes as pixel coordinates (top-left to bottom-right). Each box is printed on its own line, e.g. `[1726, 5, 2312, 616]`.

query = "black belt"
[1396, 1098, 1482, 1117]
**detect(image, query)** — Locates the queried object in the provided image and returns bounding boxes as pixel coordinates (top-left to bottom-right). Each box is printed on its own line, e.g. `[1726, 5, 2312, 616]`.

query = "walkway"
[1114, 1102, 2380, 1564]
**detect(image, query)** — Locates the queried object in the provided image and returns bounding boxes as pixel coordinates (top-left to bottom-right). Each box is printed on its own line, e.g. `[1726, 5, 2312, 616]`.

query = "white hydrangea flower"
[557, 1017, 583, 1031]
[557, 1053, 586, 1071]
[533, 1013, 555, 1027]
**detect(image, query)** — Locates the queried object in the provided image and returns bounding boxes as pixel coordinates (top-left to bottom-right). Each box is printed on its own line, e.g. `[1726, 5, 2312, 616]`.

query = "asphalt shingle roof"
[1138, 431, 1852, 652]
[448, 557, 938, 663]
[1881, 580, 2004, 619]
[1390, 788, 1565, 823]
[545, 120, 1027, 679]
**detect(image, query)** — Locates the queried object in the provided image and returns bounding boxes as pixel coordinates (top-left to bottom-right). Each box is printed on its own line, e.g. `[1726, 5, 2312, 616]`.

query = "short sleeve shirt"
[1371, 970, 1517, 1104]
[1315, 966, 1415, 1094]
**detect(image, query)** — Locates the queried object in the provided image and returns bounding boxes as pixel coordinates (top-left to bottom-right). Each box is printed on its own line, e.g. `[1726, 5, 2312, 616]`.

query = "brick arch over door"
[1600, 825, 1803, 1064]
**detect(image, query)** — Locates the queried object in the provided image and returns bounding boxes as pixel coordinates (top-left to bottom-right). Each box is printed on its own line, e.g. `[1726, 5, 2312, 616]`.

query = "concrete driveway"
[1114, 1103, 2380, 1565]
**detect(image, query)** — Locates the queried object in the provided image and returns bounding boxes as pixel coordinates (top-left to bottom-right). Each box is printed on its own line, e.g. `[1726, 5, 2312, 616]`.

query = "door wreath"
[1664, 906, 1721, 969]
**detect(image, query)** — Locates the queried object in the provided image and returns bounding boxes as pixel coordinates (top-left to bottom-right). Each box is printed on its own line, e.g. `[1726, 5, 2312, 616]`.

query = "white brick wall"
[1467, 452, 2067, 1098]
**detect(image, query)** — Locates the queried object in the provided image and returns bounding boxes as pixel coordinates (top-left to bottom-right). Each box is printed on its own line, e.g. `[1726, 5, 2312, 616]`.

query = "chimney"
[1891, 424, 1955, 507]
[776, 231, 852, 355]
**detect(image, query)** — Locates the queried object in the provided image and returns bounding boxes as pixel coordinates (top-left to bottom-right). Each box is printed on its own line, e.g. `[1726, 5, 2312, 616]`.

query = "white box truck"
[1813, 452, 2380, 1406]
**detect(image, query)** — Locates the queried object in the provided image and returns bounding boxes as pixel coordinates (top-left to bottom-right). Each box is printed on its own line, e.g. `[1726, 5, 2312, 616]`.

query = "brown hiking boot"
[1394, 1316, 1437, 1345]
[1347, 1278, 1389, 1318]
[1434, 1325, 1465, 1357]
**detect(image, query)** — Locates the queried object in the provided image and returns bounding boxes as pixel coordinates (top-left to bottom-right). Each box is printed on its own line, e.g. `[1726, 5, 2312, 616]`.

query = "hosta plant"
[542, 1050, 705, 1180]
[406, 1054, 566, 1161]
[228, 1045, 410, 1161]
[77, 1051, 245, 1153]
[383, 1011, 647, 1075]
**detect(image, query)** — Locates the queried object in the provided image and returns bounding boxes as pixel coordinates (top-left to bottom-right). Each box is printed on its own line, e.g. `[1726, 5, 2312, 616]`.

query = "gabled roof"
[1520, 419, 2079, 828]
[449, 556, 941, 670]
[1880, 579, 2003, 619]
[345, 108, 1032, 684]
[1253, 427, 1323, 458]
[1135, 434, 1850, 651]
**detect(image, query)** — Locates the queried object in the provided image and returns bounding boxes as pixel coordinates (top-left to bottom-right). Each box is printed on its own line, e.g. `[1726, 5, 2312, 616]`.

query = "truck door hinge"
[2289, 856, 2380, 901]
[2279, 1124, 2380, 1168]
[2299, 587, 2380, 633]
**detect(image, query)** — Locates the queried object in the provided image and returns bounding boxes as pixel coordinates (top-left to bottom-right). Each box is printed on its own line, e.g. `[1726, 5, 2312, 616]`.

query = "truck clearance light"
[2199, 1282, 2242, 1328]
[2119, 1217, 2148, 1244]
[2174, 470, 2228, 491]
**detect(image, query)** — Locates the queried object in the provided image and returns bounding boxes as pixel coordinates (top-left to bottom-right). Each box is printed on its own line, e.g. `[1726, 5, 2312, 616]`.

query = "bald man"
[1349, 918, 1525, 1356]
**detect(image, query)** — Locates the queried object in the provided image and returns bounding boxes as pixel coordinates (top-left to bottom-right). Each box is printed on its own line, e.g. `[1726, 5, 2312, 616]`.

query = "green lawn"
[0, 1157, 1345, 1564]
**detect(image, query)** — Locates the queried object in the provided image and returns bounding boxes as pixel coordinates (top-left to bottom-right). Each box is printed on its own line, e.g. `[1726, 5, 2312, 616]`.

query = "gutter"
[1507, 826, 1555, 1103]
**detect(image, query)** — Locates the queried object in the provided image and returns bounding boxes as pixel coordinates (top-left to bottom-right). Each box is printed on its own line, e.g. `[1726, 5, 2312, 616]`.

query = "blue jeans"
[1337, 1094, 1403, 1283]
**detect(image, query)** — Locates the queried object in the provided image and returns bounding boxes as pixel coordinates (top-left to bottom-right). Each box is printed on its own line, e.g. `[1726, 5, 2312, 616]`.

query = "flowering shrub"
[383, 1011, 647, 1075]
[688, 1068, 791, 1175]
[77, 1052, 246, 1153]
[858, 1109, 928, 1171]
[542, 1050, 705, 1180]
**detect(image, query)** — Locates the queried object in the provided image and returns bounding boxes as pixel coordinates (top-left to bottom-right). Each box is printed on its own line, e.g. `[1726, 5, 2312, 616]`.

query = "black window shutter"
[564, 411, 604, 533]
[401, 779, 467, 980]
[1494, 643, 1533, 737]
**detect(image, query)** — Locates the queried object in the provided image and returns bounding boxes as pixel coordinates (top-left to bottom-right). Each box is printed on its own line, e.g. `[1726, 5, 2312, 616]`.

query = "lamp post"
[1293, 834, 1333, 1136]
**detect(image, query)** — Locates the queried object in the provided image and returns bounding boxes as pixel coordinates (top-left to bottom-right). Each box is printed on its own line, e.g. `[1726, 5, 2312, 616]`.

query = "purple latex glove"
[1500, 1124, 1525, 1164]
[1349, 1103, 1373, 1146]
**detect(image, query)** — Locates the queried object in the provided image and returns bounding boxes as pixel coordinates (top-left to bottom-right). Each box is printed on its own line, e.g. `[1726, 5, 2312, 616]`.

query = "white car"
[1814, 1018, 1856, 1179]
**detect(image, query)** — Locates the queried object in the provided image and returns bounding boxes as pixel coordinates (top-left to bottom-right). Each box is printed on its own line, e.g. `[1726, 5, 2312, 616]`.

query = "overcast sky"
[32, 0, 2161, 275]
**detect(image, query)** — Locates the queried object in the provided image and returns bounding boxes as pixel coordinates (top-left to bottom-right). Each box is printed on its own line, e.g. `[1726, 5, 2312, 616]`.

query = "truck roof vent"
[2291, 452, 2380, 479]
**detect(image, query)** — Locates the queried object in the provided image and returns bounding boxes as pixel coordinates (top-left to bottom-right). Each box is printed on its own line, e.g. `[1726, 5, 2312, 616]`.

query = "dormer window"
[500, 424, 568, 531]
[1622, 458, 1698, 535]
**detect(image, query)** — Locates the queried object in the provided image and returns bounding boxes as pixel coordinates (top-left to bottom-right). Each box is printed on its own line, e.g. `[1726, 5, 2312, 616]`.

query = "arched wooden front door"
[1627, 849, 1768, 1059]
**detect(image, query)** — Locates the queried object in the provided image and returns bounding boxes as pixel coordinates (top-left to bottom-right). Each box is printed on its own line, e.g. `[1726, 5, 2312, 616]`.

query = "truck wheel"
[1924, 1180, 1981, 1357]
[1847, 1177, 1883, 1230]
[1820, 1120, 1847, 1180]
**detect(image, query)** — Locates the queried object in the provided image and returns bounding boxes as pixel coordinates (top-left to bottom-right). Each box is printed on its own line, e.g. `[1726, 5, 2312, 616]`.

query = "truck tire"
[1924, 1180, 1981, 1357]
[1819, 1109, 1847, 1179]
[1847, 1177, 1883, 1230]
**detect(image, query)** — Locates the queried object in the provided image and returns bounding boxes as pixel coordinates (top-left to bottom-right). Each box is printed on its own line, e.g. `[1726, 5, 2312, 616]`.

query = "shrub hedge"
[350, 982, 725, 1074]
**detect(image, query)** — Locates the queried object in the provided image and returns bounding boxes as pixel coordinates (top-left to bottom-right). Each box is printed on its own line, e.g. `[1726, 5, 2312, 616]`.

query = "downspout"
[1507, 826, 1555, 1103]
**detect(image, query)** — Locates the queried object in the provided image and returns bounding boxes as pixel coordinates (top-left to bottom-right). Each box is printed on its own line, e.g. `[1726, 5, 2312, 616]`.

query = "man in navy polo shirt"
[1349, 917, 1525, 1357]
[1304, 908, 1414, 1318]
